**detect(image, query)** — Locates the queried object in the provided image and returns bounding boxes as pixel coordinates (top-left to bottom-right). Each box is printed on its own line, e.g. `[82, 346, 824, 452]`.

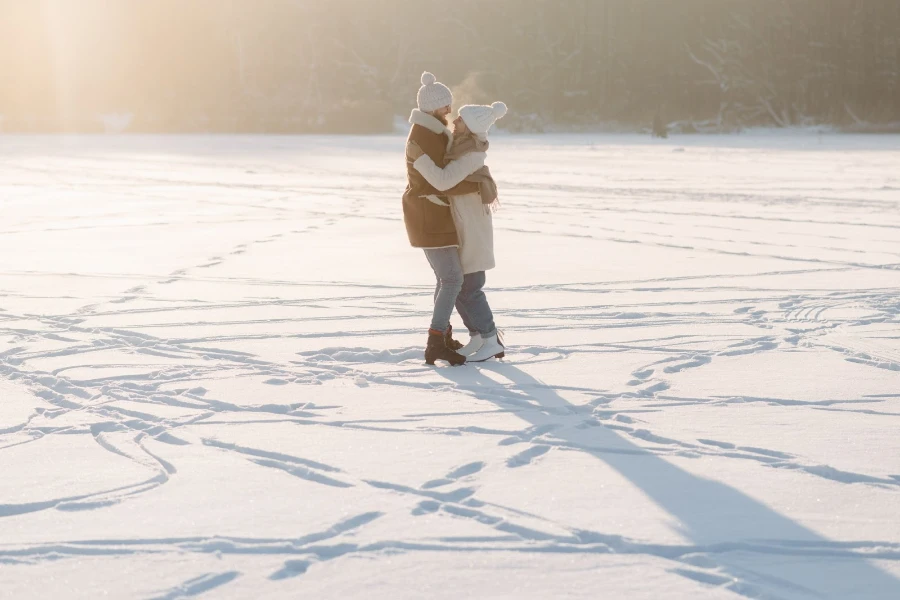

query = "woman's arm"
[412, 151, 487, 192]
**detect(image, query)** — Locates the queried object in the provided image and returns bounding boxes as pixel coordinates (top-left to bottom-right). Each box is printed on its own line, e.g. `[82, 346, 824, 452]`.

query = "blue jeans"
[456, 271, 496, 337]
[424, 248, 464, 333]
[424, 250, 496, 337]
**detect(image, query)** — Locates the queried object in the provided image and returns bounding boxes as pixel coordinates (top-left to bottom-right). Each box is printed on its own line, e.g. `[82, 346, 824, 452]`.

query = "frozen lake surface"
[1, 133, 899, 598]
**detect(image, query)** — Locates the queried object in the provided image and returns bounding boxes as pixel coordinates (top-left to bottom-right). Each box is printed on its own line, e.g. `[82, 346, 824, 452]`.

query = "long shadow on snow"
[436, 362, 900, 599]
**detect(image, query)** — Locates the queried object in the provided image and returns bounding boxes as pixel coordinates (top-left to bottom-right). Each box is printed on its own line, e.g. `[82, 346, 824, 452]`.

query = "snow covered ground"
[1, 133, 899, 599]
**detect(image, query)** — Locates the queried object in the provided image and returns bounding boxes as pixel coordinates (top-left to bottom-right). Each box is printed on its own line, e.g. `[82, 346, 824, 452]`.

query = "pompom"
[491, 101, 508, 119]
[421, 72, 436, 86]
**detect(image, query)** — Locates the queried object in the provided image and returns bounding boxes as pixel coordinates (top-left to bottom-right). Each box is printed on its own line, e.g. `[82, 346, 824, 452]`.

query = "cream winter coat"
[413, 157, 495, 274]
[450, 192, 494, 274]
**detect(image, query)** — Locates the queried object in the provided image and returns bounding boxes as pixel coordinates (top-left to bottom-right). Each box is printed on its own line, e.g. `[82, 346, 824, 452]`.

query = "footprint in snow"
[421, 461, 486, 489]
[507, 445, 551, 468]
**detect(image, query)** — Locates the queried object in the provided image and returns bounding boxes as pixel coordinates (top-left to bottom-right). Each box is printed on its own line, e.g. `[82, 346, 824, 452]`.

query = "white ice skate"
[466, 332, 505, 362]
[458, 333, 483, 357]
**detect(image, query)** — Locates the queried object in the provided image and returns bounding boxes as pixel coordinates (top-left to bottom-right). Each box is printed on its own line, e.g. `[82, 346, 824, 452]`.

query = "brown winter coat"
[402, 110, 479, 248]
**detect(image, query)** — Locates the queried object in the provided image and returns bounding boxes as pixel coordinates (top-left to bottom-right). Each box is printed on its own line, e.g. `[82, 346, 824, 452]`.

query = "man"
[402, 72, 485, 366]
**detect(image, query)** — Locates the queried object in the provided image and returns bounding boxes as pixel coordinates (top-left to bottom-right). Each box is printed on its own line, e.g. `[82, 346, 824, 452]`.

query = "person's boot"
[466, 331, 505, 363]
[425, 330, 466, 366]
[444, 324, 464, 351]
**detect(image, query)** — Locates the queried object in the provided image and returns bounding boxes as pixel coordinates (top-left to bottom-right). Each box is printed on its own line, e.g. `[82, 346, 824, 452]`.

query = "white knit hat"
[459, 102, 508, 135]
[417, 72, 453, 113]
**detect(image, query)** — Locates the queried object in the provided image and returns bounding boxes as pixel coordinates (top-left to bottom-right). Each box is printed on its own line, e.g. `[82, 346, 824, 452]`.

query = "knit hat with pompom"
[459, 102, 508, 136]
[416, 72, 453, 113]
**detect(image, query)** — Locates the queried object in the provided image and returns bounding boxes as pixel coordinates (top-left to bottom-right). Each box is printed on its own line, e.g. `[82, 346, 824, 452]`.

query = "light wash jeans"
[423, 248, 464, 333]
[423, 248, 496, 337]
[456, 270, 496, 338]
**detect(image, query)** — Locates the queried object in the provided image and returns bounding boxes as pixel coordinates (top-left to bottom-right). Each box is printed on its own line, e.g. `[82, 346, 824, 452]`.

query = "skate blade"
[470, 352, 505, 363]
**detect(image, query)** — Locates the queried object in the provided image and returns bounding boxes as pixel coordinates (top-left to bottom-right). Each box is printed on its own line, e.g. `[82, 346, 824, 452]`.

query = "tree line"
[1, 0, 898, 133]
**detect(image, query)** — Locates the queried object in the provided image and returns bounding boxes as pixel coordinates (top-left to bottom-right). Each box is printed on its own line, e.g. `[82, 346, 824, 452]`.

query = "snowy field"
[1, 133, 900, 599]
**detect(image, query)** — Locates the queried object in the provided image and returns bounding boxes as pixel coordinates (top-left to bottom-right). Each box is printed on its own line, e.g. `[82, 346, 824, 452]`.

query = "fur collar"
[409, 109, 452, 138]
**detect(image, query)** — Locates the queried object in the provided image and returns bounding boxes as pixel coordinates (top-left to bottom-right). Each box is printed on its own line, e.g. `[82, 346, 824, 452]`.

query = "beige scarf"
[446, 133, 499, 209]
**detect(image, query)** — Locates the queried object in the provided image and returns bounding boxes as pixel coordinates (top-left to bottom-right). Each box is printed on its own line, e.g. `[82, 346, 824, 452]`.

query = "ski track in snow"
[1, 134, 899, 598]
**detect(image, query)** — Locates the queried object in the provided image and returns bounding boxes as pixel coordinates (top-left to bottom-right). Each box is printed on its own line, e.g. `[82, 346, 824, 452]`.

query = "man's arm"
[434, 135, 481, 195]
[408, 130, 482, 196]
[408, 141, 484, 195]
[445, 179, 480, 196]
[412, 152, 486, 192]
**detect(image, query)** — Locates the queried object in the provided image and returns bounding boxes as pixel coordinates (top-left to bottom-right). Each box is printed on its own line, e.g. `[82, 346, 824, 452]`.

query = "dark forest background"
[1, 0, 899, 133]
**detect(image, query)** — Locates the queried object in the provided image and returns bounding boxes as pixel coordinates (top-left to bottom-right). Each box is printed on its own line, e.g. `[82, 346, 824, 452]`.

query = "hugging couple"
[402, 72, 507, 366]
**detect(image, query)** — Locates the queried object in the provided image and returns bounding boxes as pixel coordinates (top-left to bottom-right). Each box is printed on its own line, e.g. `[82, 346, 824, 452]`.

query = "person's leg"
[426, 250, 467, 350]
[458, 271, 496, 337]
[455, 272, 485, 355]
[422, 249, 466, 365]
[422, 248, 464, 334]
[424, 251, 441, 304]
[454, 281, 477, 336]
[461, 271, 504, 362]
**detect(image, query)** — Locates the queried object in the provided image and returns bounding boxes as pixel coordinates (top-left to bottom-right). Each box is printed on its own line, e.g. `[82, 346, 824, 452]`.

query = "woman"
[412, 101, 508, 364]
